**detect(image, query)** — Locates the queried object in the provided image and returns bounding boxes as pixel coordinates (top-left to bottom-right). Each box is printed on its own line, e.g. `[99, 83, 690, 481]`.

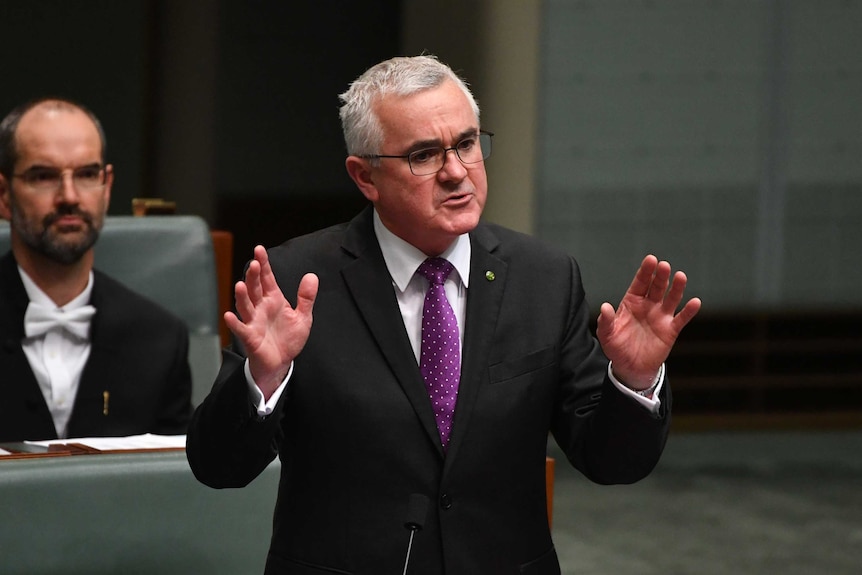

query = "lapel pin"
[485, 271, 495, 281]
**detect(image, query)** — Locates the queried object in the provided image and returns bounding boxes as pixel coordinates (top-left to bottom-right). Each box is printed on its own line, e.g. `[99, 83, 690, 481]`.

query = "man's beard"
[13, 204, 102, 265]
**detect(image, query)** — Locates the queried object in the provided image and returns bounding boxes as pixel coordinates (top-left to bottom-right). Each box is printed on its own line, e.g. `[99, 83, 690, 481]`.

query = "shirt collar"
[18, 266, 95, 310]
[372, 209, 471, 293]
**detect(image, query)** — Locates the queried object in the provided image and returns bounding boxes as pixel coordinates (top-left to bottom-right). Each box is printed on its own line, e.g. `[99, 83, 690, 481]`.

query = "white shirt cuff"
[608, 362, 664, 414]
[245, 360, 293, 416]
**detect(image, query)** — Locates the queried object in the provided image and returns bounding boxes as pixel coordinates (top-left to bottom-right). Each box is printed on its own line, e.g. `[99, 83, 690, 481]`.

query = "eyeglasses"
[361, 131, 493, 176]
[12, 164, 107, 193]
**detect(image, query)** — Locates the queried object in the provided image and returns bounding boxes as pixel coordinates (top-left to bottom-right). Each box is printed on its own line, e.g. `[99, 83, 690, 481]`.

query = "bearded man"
[0, 98, 192, 442]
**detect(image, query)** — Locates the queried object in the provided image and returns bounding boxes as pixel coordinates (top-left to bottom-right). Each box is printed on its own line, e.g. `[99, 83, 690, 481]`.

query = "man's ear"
[0, 175, 12, 221]
[345, 156, 379, 203]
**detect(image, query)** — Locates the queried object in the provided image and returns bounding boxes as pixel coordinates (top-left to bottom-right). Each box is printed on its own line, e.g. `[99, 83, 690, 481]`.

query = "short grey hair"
[338, 54, 480, 157]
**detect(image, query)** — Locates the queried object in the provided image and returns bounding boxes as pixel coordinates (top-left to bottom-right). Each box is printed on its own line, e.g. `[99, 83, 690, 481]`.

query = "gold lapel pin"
[485, 270, 495, 281]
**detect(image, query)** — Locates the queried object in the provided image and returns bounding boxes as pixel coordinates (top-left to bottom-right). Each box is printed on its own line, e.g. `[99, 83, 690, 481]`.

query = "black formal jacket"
[0, 252, 192, 441]
[187, 207, 671, 575]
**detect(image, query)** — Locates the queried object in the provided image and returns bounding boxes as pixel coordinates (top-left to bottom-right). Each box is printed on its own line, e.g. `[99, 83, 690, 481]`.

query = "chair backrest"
[0, 452, 279, 575]
[0, 215, 221, 405]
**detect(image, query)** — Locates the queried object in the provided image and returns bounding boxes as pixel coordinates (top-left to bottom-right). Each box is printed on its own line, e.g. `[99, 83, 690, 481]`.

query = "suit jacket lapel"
[339, 209, 445, 454]
[72, 271, 117, 434]
[444, 224, 506, 462]
[0, 252, 60, 439]
[0, 253, 29, 341]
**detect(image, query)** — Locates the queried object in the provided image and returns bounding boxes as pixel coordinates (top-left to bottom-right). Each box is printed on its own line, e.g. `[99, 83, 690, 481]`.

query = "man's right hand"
[224, 245, 319, 400]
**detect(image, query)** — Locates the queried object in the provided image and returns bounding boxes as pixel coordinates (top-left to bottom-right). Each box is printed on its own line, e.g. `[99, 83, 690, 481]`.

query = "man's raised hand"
[596, 255, 701, 390]
[224, 245, 318, 399]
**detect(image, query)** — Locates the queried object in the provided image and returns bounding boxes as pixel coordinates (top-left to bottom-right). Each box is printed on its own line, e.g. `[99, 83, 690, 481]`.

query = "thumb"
[596, 302, 616, 341]
[295, 273, 319, 315]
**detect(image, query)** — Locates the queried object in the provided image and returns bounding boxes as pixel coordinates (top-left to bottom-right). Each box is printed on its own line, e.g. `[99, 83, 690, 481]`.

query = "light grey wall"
[537, 0, 862, 312]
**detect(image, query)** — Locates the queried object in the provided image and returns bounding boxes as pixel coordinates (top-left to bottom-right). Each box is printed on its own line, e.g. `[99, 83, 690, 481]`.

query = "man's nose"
[437, 148, 468, 181]
[56, 171, 81, 202]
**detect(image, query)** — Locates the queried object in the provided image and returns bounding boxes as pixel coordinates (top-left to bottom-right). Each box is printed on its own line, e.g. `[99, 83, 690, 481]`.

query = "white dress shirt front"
[19, 267, 95, 438]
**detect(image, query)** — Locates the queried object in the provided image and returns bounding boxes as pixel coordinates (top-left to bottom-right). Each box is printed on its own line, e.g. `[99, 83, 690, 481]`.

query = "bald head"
[0, 98, 106, 180]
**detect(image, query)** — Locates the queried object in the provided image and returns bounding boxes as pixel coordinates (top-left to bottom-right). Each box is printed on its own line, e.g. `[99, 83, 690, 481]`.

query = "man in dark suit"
[0, 98, 192, 442]
[187, 55, 701, 574]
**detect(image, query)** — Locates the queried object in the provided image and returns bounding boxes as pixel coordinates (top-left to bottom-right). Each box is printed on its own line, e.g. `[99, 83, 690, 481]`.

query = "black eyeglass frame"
[359, 130, 494, 176]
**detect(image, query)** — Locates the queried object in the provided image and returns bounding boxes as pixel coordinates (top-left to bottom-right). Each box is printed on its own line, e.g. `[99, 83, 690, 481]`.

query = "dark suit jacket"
[187, 207, 671, 575]
[0, 252, 192, 442]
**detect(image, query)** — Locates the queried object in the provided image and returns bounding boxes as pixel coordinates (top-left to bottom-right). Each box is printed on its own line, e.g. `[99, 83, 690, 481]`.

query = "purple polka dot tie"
[417, 257, 460, 450]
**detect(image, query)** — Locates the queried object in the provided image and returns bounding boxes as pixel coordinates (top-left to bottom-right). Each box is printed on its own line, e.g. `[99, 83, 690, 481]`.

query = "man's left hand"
[596, 254, 702, 390]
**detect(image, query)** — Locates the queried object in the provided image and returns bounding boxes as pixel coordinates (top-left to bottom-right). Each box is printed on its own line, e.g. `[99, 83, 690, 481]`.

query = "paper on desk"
[25, 434, 186, 451]
[0, 447, 12, 455]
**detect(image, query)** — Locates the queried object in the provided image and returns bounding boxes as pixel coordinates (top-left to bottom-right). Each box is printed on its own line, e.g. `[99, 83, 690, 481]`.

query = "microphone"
[402, 493, 430, 575]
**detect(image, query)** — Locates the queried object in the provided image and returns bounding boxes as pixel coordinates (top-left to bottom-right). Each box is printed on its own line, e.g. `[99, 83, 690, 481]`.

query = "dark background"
[0, 0, 397, 279]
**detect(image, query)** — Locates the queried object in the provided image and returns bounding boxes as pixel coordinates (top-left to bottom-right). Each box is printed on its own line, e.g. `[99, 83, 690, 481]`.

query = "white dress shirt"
[19, 267, 95, 438]
[372, 212, 471, 363]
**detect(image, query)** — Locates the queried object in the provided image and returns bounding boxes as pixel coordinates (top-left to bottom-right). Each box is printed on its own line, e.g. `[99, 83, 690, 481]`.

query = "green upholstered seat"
[0, 452, 278, 574]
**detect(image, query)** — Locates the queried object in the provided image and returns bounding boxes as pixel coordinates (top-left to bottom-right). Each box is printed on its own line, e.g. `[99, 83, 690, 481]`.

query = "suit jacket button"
[440, 493, 452, 510]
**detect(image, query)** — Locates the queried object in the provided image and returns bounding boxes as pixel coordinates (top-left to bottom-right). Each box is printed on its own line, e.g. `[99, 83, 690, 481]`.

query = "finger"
[625, 255, 658, 298]
[661, 270, 688, 313]
[233, 279, 256, 322]
[245, 257, 263, 304]
[646, 260, 671, 302]
[295, 273, 319, 317]
[672, 297, 702, 332]
[255, 245, 282, 296]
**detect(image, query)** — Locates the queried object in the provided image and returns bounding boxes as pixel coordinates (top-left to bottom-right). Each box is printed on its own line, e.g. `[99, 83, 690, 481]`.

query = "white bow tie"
[24, 302, 96, 340]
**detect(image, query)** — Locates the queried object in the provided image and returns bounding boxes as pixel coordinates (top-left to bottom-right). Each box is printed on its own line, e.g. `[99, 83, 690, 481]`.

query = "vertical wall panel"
[537, 0, 862, 311]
